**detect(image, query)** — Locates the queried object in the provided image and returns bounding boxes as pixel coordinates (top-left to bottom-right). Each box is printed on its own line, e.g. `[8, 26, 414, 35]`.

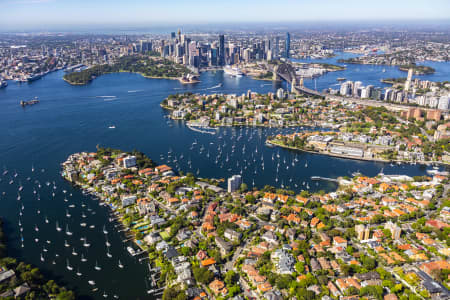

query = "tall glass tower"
[219, 34, 225, 66]
[285, 32, 290, 58]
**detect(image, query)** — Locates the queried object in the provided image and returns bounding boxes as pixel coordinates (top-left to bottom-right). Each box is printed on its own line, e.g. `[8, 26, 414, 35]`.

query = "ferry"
[20, 97, 40, 107]
[223, 66, 243, 77]
[27, 73, 43, 82]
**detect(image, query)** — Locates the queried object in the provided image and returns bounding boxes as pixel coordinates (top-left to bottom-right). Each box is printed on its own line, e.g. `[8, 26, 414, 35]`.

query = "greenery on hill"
[399, 64, 435, 75]
[63, 55, 191, 85]
[0, 219, 75, 299]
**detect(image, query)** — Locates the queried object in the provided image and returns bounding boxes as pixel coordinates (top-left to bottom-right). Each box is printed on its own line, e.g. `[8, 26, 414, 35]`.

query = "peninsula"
[61, 147, 450, 300]
[63, 55, 193, 85]
[337, 57, 435, 75]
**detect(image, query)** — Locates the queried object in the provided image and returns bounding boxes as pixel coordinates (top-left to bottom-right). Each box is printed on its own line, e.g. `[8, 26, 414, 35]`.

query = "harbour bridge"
[268, 61, 325, 98]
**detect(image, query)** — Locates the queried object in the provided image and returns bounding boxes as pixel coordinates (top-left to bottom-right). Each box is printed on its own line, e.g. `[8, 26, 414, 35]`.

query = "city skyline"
[1, 0, 450, 31]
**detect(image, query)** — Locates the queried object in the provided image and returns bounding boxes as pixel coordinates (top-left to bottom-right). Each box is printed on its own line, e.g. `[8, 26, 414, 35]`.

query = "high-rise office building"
[275, 36, 280, 58]
[285, 32, 290, 58]
[218, 35, 225, 66]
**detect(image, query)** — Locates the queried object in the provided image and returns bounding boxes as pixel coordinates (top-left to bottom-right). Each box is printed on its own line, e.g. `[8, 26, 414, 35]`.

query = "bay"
[0, 67, 445, 299]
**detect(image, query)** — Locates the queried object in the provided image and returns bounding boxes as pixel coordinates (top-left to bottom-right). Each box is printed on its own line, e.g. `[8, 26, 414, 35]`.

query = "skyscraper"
[275, 36, 280, 58]
[285, 32, 290, 58]
[405, 68, 414, 92]
[218, 34, 225, 66]
[227, 175, 242, 193]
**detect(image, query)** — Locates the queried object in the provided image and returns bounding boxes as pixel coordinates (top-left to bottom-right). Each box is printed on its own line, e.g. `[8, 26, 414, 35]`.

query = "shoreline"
[266, 139, 449, 166]
[63, 70, 191, 86]
[161, 104, 332, 128]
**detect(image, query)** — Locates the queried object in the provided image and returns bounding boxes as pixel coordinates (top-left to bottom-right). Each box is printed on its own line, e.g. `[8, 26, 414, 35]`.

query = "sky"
[1, 0, 449, 31]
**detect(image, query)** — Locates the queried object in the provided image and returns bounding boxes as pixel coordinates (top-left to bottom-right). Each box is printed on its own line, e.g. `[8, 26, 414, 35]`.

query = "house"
[215, 237, 232, 256]
[224, 228, 242, 242]
[121, 194, 137, 207]
[328, 281, 341, 297]
[201, 258, 216, 267]
[144, 232, 161, 245]
[333, 236, 347, 248]
[0, 269, 15, 284]
[164, 246, 179, 260]
[262, 231, 278, 244]
[197, 250, 208, 261]
[209, 279, 227, 296]
[384, 294, 398, 300]
[271, 249, 295, 275]
[420, 260, 450, 279]
[13, 283, 30, 298]
[122, 155, 137, 168]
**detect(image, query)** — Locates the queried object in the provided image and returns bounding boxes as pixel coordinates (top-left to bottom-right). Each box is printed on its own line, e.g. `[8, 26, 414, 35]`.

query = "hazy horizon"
[1, 0, 450, 33]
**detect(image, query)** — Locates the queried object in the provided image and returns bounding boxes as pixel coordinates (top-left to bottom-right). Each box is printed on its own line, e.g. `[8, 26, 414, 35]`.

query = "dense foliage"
[64, 55, 190, 85]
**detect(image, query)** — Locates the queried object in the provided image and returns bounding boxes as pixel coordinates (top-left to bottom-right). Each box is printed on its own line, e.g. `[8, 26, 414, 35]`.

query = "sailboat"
[72, 248, 78, 256]
[66, 225, 73, 236]
[76, 268, 82, 276]
[95, 261, 101, 271]
[81, 254, 87, 262]
[83, 238, 90, 248]
[45, 216, 49, 224]
[56, 221, 62, 232]
[106, 247, 112, 258]
[118, 260, 124, 269]
[40, 253, 45, 262]
[103, 225, 108, 235]
[88, 280, 96, 286]
[64, 240, 70, 247]
[66, 259, 73, 271]
[105, 236, 111, 247]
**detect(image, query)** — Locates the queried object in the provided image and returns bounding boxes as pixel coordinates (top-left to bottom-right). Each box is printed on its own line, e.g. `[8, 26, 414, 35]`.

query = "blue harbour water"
[294, 52, 450, 91]
[0, 53, 448, 299]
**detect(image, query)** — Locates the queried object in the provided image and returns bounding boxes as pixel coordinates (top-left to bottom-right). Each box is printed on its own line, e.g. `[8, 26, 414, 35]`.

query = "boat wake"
[206, 83, 222, 90]
[127, 90, 143, 93]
